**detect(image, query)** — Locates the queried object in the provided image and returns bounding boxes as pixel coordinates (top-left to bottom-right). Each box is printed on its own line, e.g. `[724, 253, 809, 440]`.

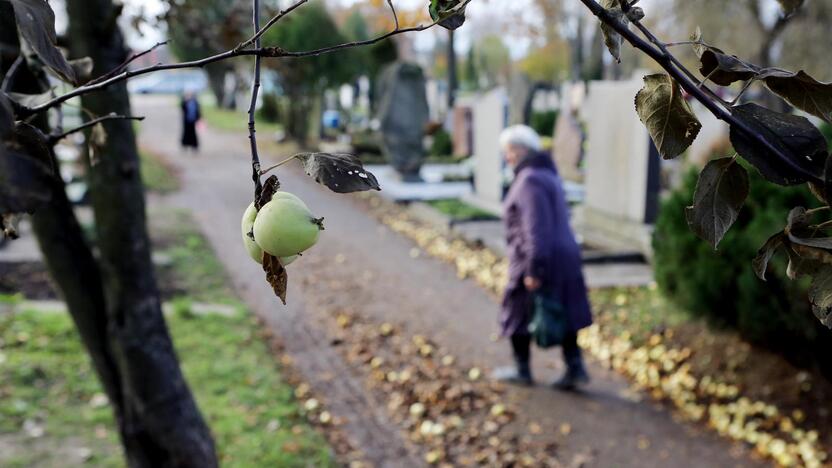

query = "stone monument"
[377, 62, 430, 182]
[578, 73, 660, 258]
[451, 105, 473, 157]
[465, 87, 508, 214]
[552, 82, 587, 182]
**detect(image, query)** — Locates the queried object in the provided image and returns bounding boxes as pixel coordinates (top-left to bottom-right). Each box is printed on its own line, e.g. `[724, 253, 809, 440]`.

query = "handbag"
[528, 292, 569, 349]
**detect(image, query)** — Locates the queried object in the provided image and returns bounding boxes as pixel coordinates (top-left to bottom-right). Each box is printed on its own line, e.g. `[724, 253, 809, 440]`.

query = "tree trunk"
[1, 0, 127, 451]
[205, 62, 232, 109]
[64, 0, 218, 466]
[286, 87, 310, 146]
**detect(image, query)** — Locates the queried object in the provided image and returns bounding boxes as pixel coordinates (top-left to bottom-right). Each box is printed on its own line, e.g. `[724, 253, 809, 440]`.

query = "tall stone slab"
[578, 74, 660, 257]
[377, 62, 430, 182]
[451, 105, 473, 157]
[467, 87, 508, 213]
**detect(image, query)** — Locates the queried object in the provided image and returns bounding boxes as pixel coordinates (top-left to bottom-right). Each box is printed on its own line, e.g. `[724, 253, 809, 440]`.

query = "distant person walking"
[493, 125, 593, 390]
[180, 90, 201, 152]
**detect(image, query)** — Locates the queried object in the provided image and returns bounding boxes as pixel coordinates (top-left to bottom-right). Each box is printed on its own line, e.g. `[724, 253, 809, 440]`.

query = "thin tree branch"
[48, 113, 145, 144]
[86, 41, 169, 87]
[387, 0, 400, 30]
[248, 0, 263, 200]
[627, 18, 727, 106]
[1, 55, 24, 92]
[259, 153, 305, 175]
[235, 0, 310, 51]
[577, 0, 824, 186]
[20, 4, 470, 119]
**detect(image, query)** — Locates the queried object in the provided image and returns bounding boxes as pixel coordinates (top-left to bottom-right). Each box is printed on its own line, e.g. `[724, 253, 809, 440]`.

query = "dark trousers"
[511, 332, 582, 366]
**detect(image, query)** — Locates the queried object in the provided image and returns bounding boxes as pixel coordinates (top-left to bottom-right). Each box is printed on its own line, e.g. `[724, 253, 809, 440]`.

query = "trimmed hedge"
[653, 162, 832, 377]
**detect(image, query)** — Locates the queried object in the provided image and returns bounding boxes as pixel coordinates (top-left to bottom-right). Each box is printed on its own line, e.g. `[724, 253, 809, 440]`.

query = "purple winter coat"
[500, 152, 593, 337]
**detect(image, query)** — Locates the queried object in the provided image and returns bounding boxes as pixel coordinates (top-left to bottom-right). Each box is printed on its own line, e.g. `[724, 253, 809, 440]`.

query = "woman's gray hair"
[499, 125, 542, 152]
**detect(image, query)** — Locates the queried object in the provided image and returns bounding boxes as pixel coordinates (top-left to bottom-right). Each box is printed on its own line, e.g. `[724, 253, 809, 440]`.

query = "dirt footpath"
[135, 95, 763, 467]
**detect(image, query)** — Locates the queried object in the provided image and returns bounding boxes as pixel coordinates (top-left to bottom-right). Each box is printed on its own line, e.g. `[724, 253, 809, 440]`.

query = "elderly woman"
[493, 125, 593, 390]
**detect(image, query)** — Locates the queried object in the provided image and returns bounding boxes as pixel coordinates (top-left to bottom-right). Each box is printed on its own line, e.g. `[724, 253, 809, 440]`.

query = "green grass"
[140, 148, 181, 194]
[200, 101, 283, 135]
[151, 208, 237, 304]
[0, 307, 334, 467]
[426, 199, 499, 221]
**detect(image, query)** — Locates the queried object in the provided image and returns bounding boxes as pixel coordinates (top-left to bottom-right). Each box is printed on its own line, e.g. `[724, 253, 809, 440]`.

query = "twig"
[248, 0, 263, 201]
[577, 0, 824, 186]
[629, 20, 728, 106]
[86, 41, 169, 86]
[729, 79, 755, 106]
[1, 55, 24, 92]
[259, 153, 306, 175]
[20, 3, 471, 118]
[235, 0, 310, 51]
[664, 40, 702, 48]
[386, 0, 399, 30]
[48, 112, 145, 144]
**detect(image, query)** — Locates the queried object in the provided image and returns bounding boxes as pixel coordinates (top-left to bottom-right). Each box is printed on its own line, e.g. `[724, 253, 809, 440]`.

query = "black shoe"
[551, 364, 590, 391]
[492, 365, 533, 386]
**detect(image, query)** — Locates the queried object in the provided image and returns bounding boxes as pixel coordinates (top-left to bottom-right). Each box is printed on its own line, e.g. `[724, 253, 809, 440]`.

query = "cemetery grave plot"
[358, 192, 830, 468]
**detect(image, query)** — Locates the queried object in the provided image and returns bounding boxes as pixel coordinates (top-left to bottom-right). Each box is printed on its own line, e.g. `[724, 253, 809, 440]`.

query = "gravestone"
[507, 73, 533, 125]
[451, 105, 473, 157]
[578, 73, 660, 257]
[465, 87, 508, 214]
[552, 82, 586, 182]
[377, 62, 430, 182]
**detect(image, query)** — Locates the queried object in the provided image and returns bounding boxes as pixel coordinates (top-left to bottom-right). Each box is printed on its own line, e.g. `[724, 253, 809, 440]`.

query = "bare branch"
[20, 2, 470, 118]
[86, 41, 169, 87]
[48, 112, 145, 144]
[578, 0, 824, 186]
[387, 0, 400, 30]
[248, 0, 264, 201]
[236, 0, 310, 51]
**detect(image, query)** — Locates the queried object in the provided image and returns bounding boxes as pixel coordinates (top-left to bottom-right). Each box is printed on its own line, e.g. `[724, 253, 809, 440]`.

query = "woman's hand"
[523, 276, 542, 291]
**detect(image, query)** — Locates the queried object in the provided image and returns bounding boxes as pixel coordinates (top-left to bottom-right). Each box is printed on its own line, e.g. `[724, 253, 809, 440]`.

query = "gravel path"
[135, 95, 763, 467]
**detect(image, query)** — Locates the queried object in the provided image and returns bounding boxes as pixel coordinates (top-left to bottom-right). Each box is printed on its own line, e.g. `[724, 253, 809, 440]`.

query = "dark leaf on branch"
[7, 90, 54, 108]
[12, 122, 53, 171]
[729, 103, 828, 186]
[761, 70, 832, 124]
[635, 74, 702, 160]
[786, 206, 812, 231]
[685, 157, 749, 249]
[692, 29, 760, 86]
[785, 244, 824, 279]
[776, 0, 805, 15]
[0, 123, 54, 215]
[812, 152, 832, 205]
[808, 266, 832, 328]
[256, 175, 281, 210]
[599, 0, 627, 63]
[429, 0, 467, 30]
[0, 93, 14, 139]
[263, 253, 288, 305]
[788, 234, 832, 250]
[753, 232, 784, 280]
[694, 44, 761, 86]
[625, 6, 645, 22]
[69, 57, 94, 85]
[10, 0, 77, 84]
[297, 153, 381, 193]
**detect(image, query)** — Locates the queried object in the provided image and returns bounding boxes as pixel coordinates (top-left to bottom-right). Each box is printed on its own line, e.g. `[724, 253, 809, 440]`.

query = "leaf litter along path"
[134, 95, 765, 467]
